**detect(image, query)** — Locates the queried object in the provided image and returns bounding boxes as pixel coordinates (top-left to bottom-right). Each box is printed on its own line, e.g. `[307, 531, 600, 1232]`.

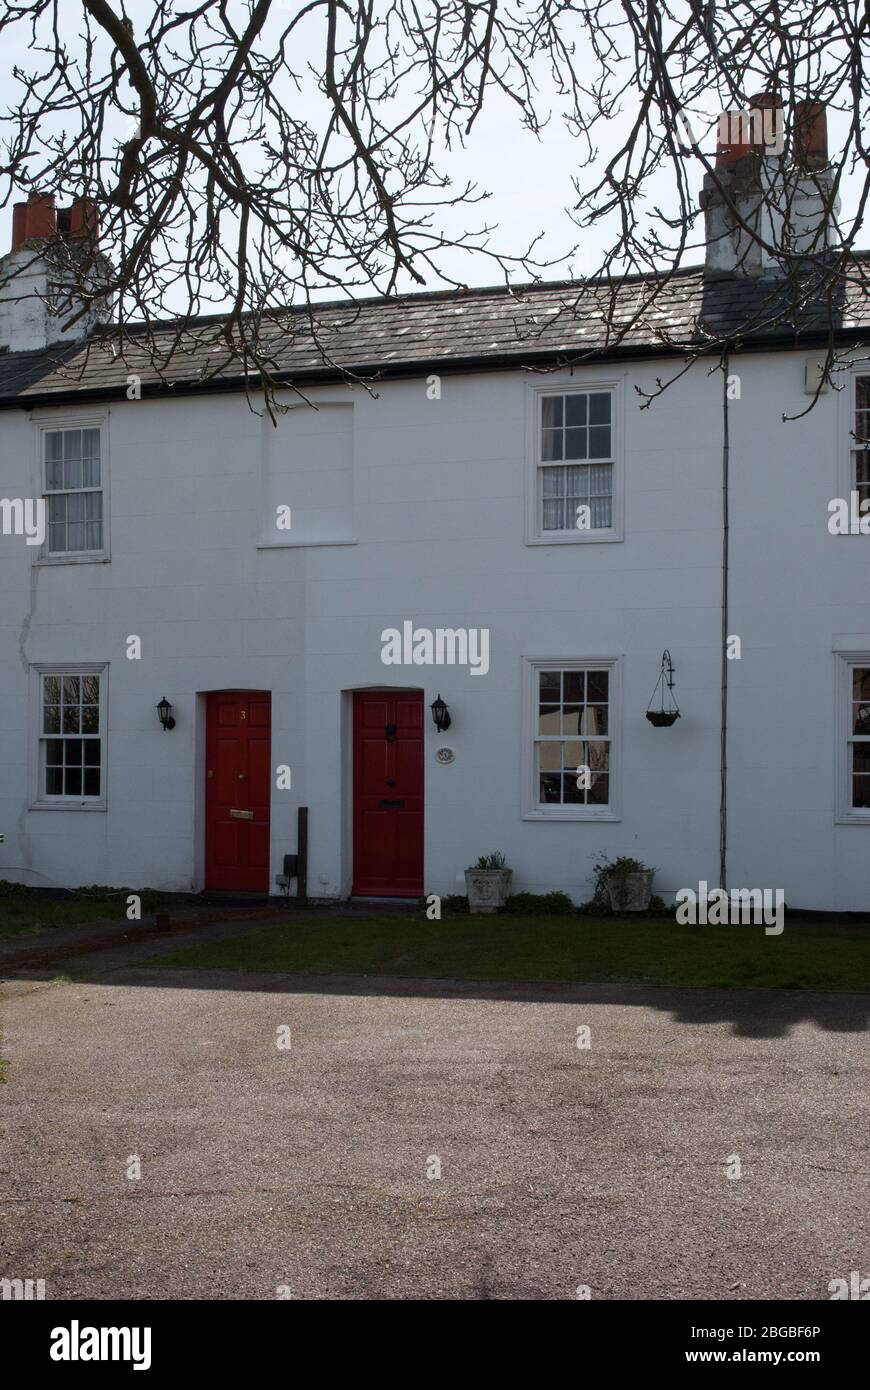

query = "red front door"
[353, 691, 424, 896]
[205, 691, 271, 892]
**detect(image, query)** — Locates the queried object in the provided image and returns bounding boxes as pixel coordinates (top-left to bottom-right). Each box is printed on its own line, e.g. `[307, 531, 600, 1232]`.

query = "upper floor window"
[527, 384, 622, 544]
[40, 424, 106, 559]
[853, 376, 870, 505]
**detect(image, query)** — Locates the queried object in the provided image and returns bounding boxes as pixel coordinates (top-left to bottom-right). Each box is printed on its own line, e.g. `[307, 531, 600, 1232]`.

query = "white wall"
[1, 349, 868, 909]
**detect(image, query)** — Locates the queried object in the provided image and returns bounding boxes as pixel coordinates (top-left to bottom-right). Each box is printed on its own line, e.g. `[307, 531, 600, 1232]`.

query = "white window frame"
[849, 368, 870, 501]
[522, 656, 621, 820]
[32, 411, 110, 565]
[835, 651, 870, 824]
[29, 662, 109, 811]
[525, 377, 625, 544]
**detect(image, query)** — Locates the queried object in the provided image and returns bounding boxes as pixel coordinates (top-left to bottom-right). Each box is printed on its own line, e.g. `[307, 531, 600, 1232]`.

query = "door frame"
[344, 685, 425, 898]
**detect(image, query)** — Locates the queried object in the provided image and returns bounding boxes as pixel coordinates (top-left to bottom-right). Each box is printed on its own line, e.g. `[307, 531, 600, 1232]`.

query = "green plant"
[0, 880, 29, 897]
[591, 853, 654, 898]
[470, 851, 508, 871]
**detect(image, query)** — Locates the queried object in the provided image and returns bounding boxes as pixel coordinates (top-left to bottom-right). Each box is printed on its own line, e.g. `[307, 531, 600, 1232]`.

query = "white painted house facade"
[1, 135, 869, 909]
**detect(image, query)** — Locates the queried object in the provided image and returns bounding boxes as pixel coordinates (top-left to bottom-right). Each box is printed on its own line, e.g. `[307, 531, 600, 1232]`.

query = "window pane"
[586, 741, 610, 772]
[63, 452, 83, 491]
[45, 433, 64, 488]
[43, 675, 60, 703]
[564, 427, 587, 460]
[83, 739, 101, 766]
[540, 772, 562, 803]
[81, 705, 99, 734]
[588, 426, 611, 459]
[538, 706, 561, 735]
[587, 670, 609, 702]
[64, 766, 82, 797]
[854, 705, 870, 735]
[591, 496, 612, 528]
[564, 671, 584, 703]
[43, 705, 60, 734]
[82, 674, 100, 703]
[44, 739, 64, 765]
[64, 738, 83, 766]
[539, 671, 560, 698]
[562, 740, 583, 768]
[539, 742, 561, 771]
[541, 429, 563, 461]
[565, 394, 587, 426]
[589, 393, 612, 424]
[562, 705, 582, 735]
[857, 377, 870, 413]
[852, 775, 870, 808]
[562, 772, 584, 803]
[62, 705, 81, 733]
[45, 766, 63, 795]
[83, 767, 101, 797]
[852, 669, 870, 702]
[63, 676, 81, 703]
[542, 468, 564, 498]
[542, 500, 564, 529]
[541, 396, 563, 429]
[582, 705, 609, 735]
[853, 744, 870, 773]
[589, 773, 609, 804]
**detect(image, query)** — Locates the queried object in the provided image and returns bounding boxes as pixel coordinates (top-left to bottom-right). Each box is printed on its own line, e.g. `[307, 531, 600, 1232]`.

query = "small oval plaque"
[436, 747, 454, 764]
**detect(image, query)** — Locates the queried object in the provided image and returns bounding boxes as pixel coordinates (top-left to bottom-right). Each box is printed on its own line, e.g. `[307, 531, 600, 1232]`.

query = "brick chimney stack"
[0, 193, 110, 351]
[700, 97, 840, 276]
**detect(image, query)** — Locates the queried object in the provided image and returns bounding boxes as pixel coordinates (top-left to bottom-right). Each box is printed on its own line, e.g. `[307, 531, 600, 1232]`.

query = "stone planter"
[465, 868, 513, 914]
[606, 869, 654, 913]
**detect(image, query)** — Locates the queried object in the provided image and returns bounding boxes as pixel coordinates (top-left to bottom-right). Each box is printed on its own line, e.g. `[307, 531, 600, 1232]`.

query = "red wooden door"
[205, 692, 271, 892]
[353, 691, 424, 896]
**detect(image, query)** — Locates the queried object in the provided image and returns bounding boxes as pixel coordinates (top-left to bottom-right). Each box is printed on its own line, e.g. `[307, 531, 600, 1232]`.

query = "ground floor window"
[33, 665, 107, 807]
[524, 657, 619, 820]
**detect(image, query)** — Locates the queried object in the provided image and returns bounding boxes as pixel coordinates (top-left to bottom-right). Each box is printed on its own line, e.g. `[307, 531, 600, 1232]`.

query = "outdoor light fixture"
[645, 651, 680, 727]
[156, 696, 176, 732]
[430, 693, 451, 732]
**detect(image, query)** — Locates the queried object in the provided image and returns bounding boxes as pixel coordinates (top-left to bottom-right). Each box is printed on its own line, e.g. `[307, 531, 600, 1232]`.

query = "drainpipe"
[719, 354, 731, 891]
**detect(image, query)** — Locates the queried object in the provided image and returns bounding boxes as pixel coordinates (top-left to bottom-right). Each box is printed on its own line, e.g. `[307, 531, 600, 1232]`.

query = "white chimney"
[700, 98, 840, 276]
[0, 193, 112, 352]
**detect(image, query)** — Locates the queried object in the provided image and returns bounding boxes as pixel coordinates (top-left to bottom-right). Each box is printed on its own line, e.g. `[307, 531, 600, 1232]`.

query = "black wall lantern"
[646, 651, 680, 727]
[429, 693, 451, 732]
[156, 696, 176, 732]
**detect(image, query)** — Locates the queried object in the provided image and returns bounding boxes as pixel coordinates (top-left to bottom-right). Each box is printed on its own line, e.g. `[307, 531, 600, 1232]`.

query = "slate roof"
[0, 260, 867, 406]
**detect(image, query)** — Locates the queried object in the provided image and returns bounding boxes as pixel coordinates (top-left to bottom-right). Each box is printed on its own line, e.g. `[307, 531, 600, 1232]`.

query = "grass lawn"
[153, 911, 870, 991]
[0, 892, 138, 939]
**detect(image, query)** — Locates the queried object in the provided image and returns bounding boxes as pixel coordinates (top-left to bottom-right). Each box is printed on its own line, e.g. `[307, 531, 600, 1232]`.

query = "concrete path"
[2, 964, 868, 1300]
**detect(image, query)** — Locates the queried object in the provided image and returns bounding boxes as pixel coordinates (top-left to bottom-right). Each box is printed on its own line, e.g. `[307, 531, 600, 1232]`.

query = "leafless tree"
[0, 1, 867, 407]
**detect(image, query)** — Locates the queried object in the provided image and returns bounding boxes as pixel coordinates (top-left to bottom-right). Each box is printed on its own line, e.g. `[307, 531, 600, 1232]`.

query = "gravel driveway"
[2, 968, 869, 1300]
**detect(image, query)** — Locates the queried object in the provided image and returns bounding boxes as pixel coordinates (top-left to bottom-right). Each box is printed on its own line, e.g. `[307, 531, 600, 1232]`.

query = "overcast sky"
[0, 2, 863, 306]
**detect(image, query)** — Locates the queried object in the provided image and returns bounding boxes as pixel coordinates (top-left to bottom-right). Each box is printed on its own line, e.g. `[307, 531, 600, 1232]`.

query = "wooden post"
[297, 806, 308, 904]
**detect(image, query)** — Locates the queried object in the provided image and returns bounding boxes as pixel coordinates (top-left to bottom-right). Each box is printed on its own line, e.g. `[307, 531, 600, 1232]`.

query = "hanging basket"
[646, 650, 681, 727]
[646, 709, 680, 728]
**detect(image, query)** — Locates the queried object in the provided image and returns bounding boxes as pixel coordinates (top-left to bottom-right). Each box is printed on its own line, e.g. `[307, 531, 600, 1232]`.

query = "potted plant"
[593, 854, 656, 913]
[464, 852, 513, 914]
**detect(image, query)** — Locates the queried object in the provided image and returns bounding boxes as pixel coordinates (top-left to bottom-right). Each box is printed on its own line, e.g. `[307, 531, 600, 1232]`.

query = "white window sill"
[525, 531, 623, 546]
[523, 809, 620, 822]
[835, 812, 870, 825]
[29, 800, 107, 812]
[33, 553, 110, 567]
[256, 539, 358, 550]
